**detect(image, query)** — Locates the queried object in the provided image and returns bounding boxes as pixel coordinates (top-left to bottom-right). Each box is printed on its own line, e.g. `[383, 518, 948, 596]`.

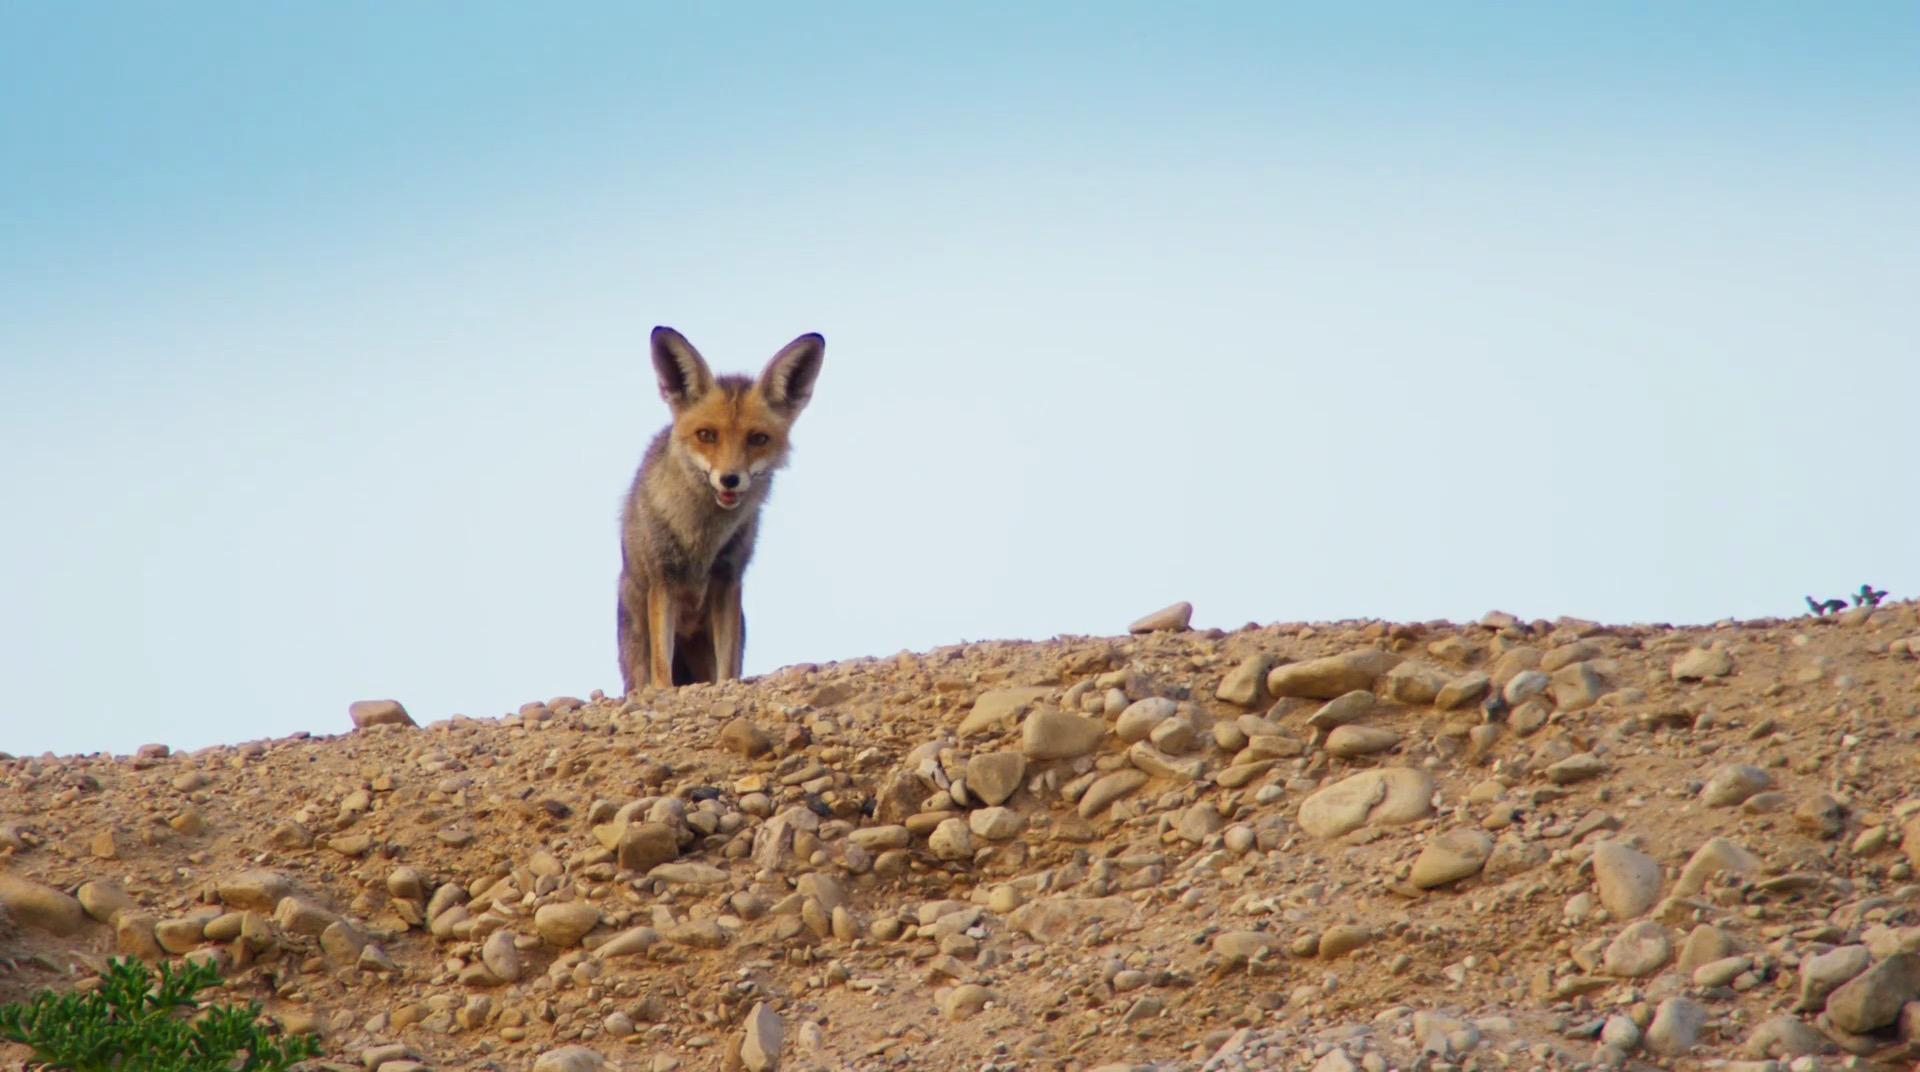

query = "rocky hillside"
[4, 600, 1920, 1072]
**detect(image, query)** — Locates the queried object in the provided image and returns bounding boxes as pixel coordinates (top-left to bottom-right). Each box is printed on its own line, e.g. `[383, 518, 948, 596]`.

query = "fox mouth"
[714, 490, 743, 509]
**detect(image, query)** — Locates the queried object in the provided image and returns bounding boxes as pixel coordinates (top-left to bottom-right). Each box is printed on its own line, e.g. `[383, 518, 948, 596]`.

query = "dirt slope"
[4, 601, 1920, 1072]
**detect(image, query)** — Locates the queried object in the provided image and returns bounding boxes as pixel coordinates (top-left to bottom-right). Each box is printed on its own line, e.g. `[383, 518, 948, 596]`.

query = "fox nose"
[718, 472, 742, 490]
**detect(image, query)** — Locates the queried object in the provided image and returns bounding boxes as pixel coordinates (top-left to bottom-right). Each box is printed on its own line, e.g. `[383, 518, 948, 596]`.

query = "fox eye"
[747, 432, 771, 447]
[695, 428, 717, 444]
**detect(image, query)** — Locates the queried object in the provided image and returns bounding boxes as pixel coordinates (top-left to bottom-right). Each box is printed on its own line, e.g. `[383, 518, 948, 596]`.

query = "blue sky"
[3, 3, 1915, 757]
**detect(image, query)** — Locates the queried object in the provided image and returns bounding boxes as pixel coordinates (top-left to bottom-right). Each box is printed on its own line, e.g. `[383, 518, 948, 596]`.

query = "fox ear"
[758, 333, 824, 416]
[651, 326, 713, 409]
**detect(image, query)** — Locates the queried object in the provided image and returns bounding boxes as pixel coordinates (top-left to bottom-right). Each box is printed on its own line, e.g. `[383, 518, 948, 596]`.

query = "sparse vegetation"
[0, 957, 319, 1072]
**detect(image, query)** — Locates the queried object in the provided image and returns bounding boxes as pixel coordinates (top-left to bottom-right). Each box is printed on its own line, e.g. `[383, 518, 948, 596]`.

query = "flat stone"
[1304, 690, 1376, 730]
[649, 862, 729, 886]
[1544, 752, 1607, 784]
[1006, 896, 1132, 944]
[272, 896, 337, 937]
[959, 686, 1053, 736]
[1502, 670, 1551, 705]
[1742, 1015, 1830, 1059]
[1296, 768, 1434, 839]
[591, 926, 661, 959]
[1129, 601, 1192, 633]
[1078, 770, 1148, 818]
[1324, 724, 1399, 757]
[1267, 650, 1400, 700]
[348, 699, 416, 729]
[1797, 944, 1870, 1011]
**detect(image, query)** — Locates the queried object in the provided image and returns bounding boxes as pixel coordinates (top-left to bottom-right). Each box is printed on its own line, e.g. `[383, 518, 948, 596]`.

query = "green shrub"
[0, 956, 320, 1071]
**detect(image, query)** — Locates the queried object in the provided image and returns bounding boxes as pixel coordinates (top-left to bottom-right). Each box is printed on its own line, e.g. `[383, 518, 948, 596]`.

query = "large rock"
[1007, 897, 1133, 945]
[1674, 837, 1759, 896]
[1797, 944, 1870, 1011]
[1267, 650, 1400, 700]
[76, 879, 135, 925]
[965, 752, 1025, 806]
[1296, 768, 1434, 839]
[617, 822, 680, 871]
[1216, 654, 1274, 707]
[534, 902, 601, 947]
[1114, 698, 1175, 743]
[1592, 841, 1662, 919]
[1434, 672, 1491, 710]
[1304, 690, 1375, 730]
[1645, 997, 1707, 1056]
[348, 699, 416, 729]
[1382, 662, 1448, 705]
[0, 873, 85, 935]
[1824, 952, 1920, 1034]
[217, 870, 293, 912]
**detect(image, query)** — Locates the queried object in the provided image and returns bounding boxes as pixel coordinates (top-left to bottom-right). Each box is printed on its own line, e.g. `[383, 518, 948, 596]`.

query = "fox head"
[650, 326, 825, 511]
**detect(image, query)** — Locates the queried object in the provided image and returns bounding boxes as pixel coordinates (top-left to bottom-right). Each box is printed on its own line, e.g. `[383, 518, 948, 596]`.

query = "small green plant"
[0, 956, 319, 1071]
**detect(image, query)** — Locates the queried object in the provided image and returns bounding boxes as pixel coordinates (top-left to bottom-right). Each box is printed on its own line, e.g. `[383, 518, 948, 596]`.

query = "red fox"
[617, 326, 824, 694]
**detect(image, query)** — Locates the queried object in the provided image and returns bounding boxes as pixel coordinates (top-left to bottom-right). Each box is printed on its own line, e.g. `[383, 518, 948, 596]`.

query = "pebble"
[928, 818, 974, 860]
[1671, 648, 1734, 680]
[530, 1046, 607, 1072]
[1702, 764, 1771, 807]
[1408, 828, 1493, 888]
[1603, 920, 1673, 977]
[942, 983, 995, 1021]
[1645, 997, 1706, 1056]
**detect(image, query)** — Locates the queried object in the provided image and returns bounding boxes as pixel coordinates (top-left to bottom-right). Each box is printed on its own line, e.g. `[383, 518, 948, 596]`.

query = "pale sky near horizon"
[3, 4, 1915, 758]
